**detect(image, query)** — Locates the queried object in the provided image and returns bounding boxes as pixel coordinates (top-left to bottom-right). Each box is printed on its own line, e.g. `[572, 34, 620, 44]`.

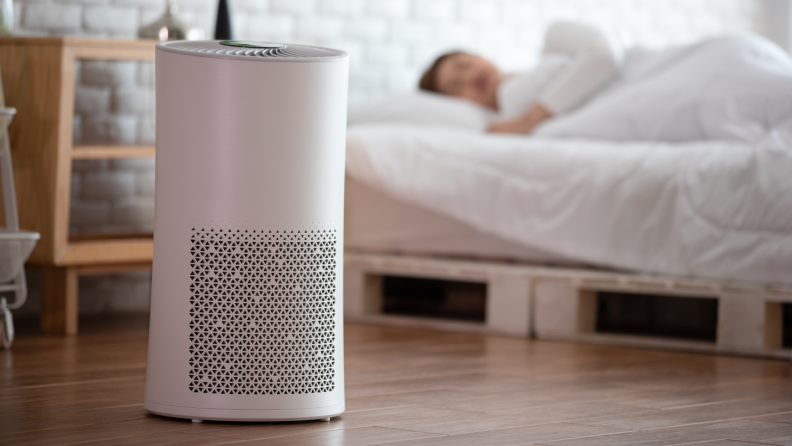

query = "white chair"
[0, 73, 39, 349]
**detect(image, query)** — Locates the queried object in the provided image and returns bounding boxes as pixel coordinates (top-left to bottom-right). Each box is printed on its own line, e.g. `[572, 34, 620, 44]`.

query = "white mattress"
[344, 177, 579, 266]
[345, 121, 792, 285]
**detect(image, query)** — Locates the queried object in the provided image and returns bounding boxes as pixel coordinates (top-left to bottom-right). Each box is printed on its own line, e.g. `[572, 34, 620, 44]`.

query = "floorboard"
[1, 314, 791, 445]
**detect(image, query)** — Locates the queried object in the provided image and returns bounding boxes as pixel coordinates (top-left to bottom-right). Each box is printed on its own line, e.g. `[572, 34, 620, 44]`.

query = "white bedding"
[345, 177, 576, 264]
[533, 35, 792, 142]
[346, 121, 792, 285]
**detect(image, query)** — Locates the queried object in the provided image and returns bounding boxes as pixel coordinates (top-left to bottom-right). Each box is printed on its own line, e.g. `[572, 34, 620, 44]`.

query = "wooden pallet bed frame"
[344, 251, 792, 360]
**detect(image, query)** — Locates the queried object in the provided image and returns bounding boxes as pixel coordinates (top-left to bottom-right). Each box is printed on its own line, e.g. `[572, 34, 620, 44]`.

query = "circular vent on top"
[219, 40, 285, 49]
[182, 46, 292, 57]
[160, 41, 346, 60]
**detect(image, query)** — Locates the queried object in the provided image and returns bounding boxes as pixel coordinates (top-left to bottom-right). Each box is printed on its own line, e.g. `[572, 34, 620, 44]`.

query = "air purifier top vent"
[158, 41, 347, 62]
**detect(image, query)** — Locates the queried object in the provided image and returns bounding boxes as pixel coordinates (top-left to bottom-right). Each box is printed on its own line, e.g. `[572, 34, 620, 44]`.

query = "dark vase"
[214, 0, 233, 40]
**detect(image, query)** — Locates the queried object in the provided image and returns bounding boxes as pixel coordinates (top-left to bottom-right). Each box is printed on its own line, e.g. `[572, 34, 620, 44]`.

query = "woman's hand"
[488, 103, 553, 134]
[487, 117, 536, 134]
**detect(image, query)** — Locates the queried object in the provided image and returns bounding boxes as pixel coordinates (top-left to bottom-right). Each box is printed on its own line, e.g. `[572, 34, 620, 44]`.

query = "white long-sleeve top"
[498, 21, 623, 118]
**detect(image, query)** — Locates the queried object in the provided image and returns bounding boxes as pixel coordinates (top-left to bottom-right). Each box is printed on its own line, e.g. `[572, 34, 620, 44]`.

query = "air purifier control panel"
[220, 41, 287, 49]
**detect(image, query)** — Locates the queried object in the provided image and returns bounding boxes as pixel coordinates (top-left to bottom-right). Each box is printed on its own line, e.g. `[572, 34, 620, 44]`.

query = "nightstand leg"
[40, 266, 78, 335]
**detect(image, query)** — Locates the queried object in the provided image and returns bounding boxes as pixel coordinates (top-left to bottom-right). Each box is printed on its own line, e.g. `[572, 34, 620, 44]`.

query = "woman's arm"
[487, 103, 551, 134]
[489, 21, 622, 134]
[538, 21, 622, 114]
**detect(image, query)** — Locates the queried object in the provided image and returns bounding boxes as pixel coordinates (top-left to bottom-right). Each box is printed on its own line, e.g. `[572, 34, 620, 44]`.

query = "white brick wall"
[80, 60, 137, 88]
[271, 0, 315, 15]
[83, 6, 140, 36]
[18, 0, 771, 113]
[366, 0, 410, 20]
[413, 0, 455, 22]
[320, 0, 363, 17]
[245, 14, 294, 40]
[297, 16, 345, 39]
[13, 0, 771, 314]
[22, 4, 82, 33]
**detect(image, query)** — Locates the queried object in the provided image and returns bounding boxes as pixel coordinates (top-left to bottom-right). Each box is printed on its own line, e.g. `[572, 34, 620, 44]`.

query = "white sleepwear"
[497, 21, 623, 119]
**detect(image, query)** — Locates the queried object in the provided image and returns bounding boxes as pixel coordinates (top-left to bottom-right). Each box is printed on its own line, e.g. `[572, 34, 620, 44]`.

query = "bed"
[346, 122, 792, 285]
[342, 121, 792, 358]
[341, 34, 792, 357]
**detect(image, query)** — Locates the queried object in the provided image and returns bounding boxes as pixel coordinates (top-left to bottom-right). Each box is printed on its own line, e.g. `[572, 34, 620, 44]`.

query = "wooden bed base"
[344, 251, 792, 360]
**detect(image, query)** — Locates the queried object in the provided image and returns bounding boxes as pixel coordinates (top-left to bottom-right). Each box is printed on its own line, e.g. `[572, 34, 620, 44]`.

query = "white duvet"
[346, 121, 792, 285]
[532, 35, 792, 142]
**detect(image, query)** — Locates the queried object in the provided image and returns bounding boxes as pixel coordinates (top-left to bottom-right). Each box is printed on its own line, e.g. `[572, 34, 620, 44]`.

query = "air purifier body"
[144, 41, 348, 422]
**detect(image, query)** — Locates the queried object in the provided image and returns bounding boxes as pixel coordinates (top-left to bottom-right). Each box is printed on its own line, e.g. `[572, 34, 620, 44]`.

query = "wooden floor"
[2, 315, 792, 446]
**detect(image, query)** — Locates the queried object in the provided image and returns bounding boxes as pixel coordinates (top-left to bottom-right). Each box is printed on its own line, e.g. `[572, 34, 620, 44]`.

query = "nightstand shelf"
[72, 145, 156, 159]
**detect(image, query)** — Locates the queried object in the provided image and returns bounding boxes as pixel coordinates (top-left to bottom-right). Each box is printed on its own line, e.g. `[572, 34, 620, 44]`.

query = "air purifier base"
[145, 400, 344, 422]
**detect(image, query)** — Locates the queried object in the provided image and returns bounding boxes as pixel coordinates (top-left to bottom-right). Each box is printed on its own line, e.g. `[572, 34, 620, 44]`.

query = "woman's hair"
[419, 51, 465, 93]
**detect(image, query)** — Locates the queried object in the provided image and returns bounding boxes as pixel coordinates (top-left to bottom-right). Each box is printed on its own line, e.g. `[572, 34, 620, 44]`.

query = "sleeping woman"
[419, 21, 622, 134]
[419, 21, 792, 141]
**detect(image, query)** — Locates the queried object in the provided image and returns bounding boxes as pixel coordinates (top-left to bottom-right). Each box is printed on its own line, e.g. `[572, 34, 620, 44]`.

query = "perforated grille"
[188, 228, 337, 395]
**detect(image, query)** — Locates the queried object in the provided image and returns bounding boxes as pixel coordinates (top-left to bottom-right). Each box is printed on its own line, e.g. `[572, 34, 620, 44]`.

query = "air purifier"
[144, 40, 348, 422]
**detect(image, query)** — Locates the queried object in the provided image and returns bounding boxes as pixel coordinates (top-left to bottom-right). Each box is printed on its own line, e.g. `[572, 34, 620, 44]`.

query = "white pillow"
[348, 92, 495, 130]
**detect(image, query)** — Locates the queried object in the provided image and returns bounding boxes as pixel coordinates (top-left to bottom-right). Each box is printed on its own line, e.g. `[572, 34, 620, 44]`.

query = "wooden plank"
[718, 292, 766, 353]
[576, 395, 792, 431]
[346, 313, 488, 335]
[69, 44, 156, 61]
[0, 37, 66, 47]
[486, 273, 531, 336]
[210, 427, 442, 446]
[538, 331, 722, 355]
[0, 36, 156, 54]
[76, 262, 152, 275]
[343, 264, 367, 319]
[54, 46, 76, 266]
[57, 238, 154, 266]
[0, 40, 67, 264]
[345, 252, 792, 297]
[39, 265, 78, 335]
[68, 232, 152, 242]
[534, 281, 580, 337]
[363, 273, 383, 314]
[765, 301, 783, 349]
[556, 420, 792, 446]
[65, 36, 158, 49]
[577, 289, 598, 333]
[72, 145, 155, 159]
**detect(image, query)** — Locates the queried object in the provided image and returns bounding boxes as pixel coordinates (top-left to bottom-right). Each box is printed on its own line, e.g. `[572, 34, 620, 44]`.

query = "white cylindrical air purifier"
[144, 40, 348, 422]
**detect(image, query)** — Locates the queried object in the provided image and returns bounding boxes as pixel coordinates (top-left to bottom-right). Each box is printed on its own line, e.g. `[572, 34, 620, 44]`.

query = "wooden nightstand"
[0, 37, 157, 335]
